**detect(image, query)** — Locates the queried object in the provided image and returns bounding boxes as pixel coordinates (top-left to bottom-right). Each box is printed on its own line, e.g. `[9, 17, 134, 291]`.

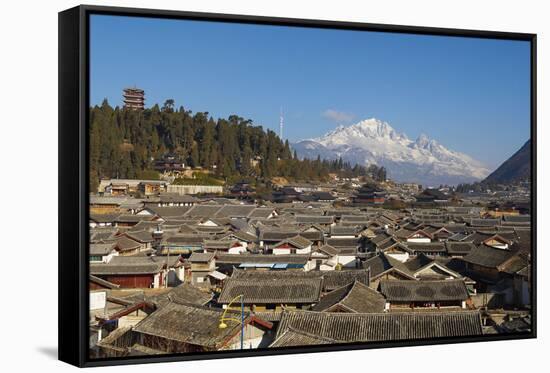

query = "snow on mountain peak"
[413, 133, 440, 150]
[314, 118, 407, 145]
[295, 118, 491, 185]
[351, 118, 394, 137]
[415, 133, 430, 146]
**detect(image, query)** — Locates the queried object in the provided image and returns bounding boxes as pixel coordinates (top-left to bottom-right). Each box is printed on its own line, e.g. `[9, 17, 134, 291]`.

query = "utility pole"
[165, 245, 170, 288]
[240, 294, 244, 349]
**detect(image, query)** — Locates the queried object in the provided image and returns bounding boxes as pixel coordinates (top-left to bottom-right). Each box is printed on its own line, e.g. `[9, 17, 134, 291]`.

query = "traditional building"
[353, 184, 386, 204]
[272, 309, 483, 346]
[123, 87, 145, 110]
[215, 254, 311, 273]
[379, 279, 470, 310]
[138, 181, 167, 196]
[218, 277, 323, 312]
[90, 242, 118, 263]
[271, 235, 313, 255]
[89, 256, 177, 288]
[105, 182, 129, 196]
[203, 239, 246, 255]
[153, 154, 185, 175]
[415, 188, 451, 204]
[362, 253, 418, 289]
[188, 252, 216, 287]
[230, 181, 255, 197]
[229, 268, 370, 293]
[312, 281, 386, 313]
[99, 302, 272, 356]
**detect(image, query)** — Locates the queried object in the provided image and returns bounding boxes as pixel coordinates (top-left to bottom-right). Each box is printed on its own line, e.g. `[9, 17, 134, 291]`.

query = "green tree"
[162, 99, 175, 113]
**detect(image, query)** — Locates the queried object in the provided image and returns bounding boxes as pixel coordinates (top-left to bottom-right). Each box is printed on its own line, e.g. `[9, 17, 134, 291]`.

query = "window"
[90, 255, 102, 262]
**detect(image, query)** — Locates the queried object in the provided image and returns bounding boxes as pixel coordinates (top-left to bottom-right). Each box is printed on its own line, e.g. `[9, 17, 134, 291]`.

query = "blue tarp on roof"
[287, 264, 305, 269]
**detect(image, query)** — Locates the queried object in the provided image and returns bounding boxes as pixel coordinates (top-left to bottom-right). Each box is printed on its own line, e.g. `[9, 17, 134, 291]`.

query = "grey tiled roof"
[295, 215, 335, 225]
[312, 281, 385, 313]
[379, 279, 469, 302]
[273, 235, 312, 250]
[124, 230, 155, 243]
[330, 225, 359, 236]
[90, 242, 116, 255]
[114, 236, 142, 252]
[116, 214, 155, 223]
[184, 205, 224, 218]
[276, 309, 483, 342]
[133, 302, 251, 348]
[445, 242, 476, 255]
[155, 284, 212, 307]
[367, 255, 419, 280]
[230, 269, 370, 292]
[163, 234, 206, 244]
[462, 244, 515, 268]
[222, 230, 257, 243]
[89, 274, 120, 289]
[247, 208, 276, 219]
[405, 242, 447, 253]
[188, 252, 215, 263]
[142, 206, 193, 218]
[259, 230, 301, 241]
[502, 215, 531, 223]
[90, 256, 166, 275]
[326, 237, 360, 248]
[90, 227, 118, 242]
[90, 213, 121, 223]
[219, 277, 323, 304]
[202, 240, 239, 250]
[270, 328, 338, 348]
[316, 244, 338, 256]
[214, 204, 256, 218]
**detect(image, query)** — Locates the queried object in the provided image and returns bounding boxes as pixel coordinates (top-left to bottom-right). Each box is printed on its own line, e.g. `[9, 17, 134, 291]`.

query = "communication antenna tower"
[279, 106, 284, 140]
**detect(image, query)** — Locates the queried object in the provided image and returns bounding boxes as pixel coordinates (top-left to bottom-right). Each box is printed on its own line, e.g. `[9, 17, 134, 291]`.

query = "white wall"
[200, 220, 219, 226]
[235, 241, 249, 250]
[273, 247, 291, 255]
[2, 1, 548, 373]
[228, 245, 247, 254]
[386, 252, 410, 263]
[167, 184, 223, 195]
[407, 237, 431, 243]
[319, 264, 336, 271]
[296, 246, 312, 254]
[153, 273, 161, 288]
[103, 251, 118, 263]
[338, 255, 357, 267]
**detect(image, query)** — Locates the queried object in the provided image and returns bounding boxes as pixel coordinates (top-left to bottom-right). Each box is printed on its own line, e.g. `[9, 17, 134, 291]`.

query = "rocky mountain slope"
[483, 140, 531, 184]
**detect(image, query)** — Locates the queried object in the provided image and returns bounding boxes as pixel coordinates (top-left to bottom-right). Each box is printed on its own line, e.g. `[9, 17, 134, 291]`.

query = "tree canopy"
[89, 100, 386, 190]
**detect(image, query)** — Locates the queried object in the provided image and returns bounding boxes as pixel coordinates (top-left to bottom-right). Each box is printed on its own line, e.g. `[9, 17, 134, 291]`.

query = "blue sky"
[90, 15, 531, 169]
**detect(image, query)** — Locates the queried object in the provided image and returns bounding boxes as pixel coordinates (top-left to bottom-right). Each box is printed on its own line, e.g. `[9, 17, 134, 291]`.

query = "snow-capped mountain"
[292, 118, 490, 186]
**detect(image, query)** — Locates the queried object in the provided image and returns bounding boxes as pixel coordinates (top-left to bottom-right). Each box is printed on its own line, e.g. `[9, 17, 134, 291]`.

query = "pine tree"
[89, 101, 376, 184]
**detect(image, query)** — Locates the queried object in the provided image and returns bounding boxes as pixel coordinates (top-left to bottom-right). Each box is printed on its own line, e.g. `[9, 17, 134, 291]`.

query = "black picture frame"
[58, 4, 537, 368]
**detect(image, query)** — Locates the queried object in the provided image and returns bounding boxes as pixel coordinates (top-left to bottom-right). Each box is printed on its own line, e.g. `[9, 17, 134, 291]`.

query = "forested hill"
[89, 100, 386, 190]
[483, 140, 531, 184]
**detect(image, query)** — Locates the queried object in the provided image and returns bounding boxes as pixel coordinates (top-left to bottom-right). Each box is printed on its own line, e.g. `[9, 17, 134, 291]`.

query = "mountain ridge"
[483, 140, 531, 184]
[293, 118, 491, 186]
